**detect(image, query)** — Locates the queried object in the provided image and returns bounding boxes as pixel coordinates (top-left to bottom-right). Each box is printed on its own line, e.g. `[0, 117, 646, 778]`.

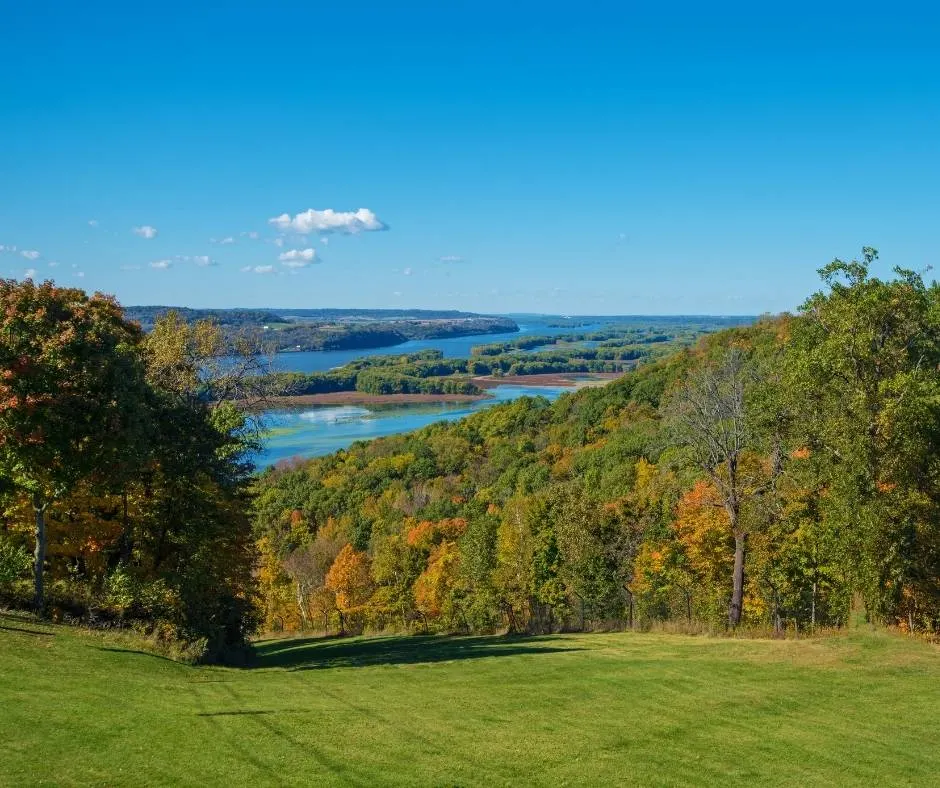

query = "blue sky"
[1, 2, 938, 315]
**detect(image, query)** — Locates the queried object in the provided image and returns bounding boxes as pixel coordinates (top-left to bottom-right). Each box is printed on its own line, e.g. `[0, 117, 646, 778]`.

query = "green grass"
[1, 616, 938, 786]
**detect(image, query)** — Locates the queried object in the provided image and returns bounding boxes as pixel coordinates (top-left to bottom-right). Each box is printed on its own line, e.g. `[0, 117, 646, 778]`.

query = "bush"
[0, 536, 31, 586]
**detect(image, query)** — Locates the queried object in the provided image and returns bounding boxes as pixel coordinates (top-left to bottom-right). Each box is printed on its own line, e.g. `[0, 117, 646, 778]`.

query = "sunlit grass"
[1, 616, 937, 786]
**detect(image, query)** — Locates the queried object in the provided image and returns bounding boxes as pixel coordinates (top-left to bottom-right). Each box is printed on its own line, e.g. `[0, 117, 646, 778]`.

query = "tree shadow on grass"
[0, 622, 54, 637]
[252, 633, 582, 671]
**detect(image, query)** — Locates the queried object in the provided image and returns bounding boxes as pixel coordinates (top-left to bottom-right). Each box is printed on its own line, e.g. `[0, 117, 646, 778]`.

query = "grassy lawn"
[1, 616, 938, 786]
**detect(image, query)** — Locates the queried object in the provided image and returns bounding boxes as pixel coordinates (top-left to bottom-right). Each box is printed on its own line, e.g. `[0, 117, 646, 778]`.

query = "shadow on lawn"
[252, 633, 581, 671]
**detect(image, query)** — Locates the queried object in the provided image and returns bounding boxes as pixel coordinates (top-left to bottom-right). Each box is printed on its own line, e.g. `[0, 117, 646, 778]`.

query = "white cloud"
[150, 259, 172, 270]
[439, 255, 465, 263]
[392, 291, 402, 297]
[210, 236, 235, 245]
[245, 265, 275, 274]
[88, 219, 99, 228]
[192, 255, 215, 267]
[23, 268, 37, 280]
[0, 244, 17, 253]
[320, 237, 329, 246]
[268, 208, 386, 235]
[21, 250, 40, 260]
[133, 225, 158, 239]
[121, 264, 142, 271]
[272, 237, 285, 248]
[278, 248, 317, 268]
[76, 272, 85, 278]
[241, 231, 259, 239]
[48, 261, 59, 267]
[403, 267, 412, 276]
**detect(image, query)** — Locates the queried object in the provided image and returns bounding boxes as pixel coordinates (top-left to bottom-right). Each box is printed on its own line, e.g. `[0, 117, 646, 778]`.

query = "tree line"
[253, 251, 940, 636]
[0, 287, 263, 662]
[1, 250, 937, 662]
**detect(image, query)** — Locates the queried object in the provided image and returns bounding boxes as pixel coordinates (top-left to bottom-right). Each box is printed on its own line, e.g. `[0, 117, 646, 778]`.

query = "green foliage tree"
[0, 280, 148, 610]
[786, 248, 940, 625]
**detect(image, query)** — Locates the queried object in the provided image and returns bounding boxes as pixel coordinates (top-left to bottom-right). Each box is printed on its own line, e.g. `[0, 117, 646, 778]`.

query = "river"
[267, 321, 604, 373]
[256, 383, 573, 467]
[254, 319, 616, 467]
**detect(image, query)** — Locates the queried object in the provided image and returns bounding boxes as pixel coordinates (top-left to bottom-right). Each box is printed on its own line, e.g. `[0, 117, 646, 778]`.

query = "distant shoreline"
[261, 372, 624, 409]
[264, 391, 488, 407]
[473, 372, 623, 388]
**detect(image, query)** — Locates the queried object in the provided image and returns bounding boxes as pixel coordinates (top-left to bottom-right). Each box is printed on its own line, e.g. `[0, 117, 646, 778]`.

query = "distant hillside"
[122, 306, 519, 352]
[124, 306, 290, 331]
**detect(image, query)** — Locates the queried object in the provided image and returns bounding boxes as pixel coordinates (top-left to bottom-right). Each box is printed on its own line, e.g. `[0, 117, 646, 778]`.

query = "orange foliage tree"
[325, 544, 374, 633]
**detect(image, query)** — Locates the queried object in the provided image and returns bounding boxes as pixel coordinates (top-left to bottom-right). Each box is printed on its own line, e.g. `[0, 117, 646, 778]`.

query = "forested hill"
[123, 306, 290, 330]
[2, 250, 937, 664]
[124, 306, 499, 329]
[122, 306, 519, 352]
[254, 250, 940, 638]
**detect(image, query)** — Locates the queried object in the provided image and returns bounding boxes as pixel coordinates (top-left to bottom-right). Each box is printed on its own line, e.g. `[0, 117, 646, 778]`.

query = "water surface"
[256, 384, 572, 467]
[268, 322, 603, 373]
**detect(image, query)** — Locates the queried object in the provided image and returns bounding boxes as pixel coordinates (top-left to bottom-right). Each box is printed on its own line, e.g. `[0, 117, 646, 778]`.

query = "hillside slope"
[1, 616, 937, 786]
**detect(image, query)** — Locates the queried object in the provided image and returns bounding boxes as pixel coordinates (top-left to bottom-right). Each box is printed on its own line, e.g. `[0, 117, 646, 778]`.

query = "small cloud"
[75, 272, 85, 278]
[279, 248, 317, 268]
[268, 207, 386, 235]
[438, 255, 465, 263]
[216, 236, 235, 245]
[273, 237, 285, 248]
[150, 259, 172, 270]
[48, 261, 59, 267]
[403, 267, 412, 276]
[245, 265, 275, 274]
[133, 225, 158, 239]
[0, 244, 17, 253]
[240, 231, 259, 240]
[21, 250, 40, 260]
[192, 255, 215, 267]
[392, 291, 402, 297]
[120, 264, 142, 271]
[23, 268, 37, 280]
[88, 219, 99, 228]
[320, 237, 329, 246]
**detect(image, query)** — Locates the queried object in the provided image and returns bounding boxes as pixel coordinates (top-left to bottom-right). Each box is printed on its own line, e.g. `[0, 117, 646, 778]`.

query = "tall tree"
[0, 280, 148, 610]
[665, 347, 771, 626]
[787, 249, 940, 625]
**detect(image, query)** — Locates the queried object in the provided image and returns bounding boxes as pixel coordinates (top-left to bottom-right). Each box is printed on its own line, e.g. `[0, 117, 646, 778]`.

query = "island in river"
[259, 372, 623, 408]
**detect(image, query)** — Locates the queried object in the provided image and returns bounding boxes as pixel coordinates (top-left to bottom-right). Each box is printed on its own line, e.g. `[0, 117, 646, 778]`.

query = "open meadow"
[1, 616, 937, 787]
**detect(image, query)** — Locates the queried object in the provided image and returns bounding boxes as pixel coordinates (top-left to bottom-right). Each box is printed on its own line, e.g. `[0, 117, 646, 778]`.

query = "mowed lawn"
[1, 616, 938, 786]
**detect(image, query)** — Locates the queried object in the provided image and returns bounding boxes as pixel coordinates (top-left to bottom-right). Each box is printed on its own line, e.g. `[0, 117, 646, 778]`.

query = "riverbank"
[264, 391, 488, 407]
[262, 372, 623, 409]
[473, 371, 624, 388]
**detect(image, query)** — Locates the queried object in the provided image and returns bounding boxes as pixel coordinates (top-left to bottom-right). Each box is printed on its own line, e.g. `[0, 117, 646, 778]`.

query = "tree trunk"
[728, 532, 746, 627]
[295, 582, 309, 630]
[33, 493, 46, 613]
[119, 489, 133, 565]
[811, 579, 817, 630]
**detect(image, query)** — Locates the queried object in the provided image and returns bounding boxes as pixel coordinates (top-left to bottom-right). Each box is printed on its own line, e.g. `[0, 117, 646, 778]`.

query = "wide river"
[266, 321, 603, 373]
[255, 320, 601, 467]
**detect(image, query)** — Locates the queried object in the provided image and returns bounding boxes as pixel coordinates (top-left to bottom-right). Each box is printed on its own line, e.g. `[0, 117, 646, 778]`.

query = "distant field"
[1, 618, 937, 786]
